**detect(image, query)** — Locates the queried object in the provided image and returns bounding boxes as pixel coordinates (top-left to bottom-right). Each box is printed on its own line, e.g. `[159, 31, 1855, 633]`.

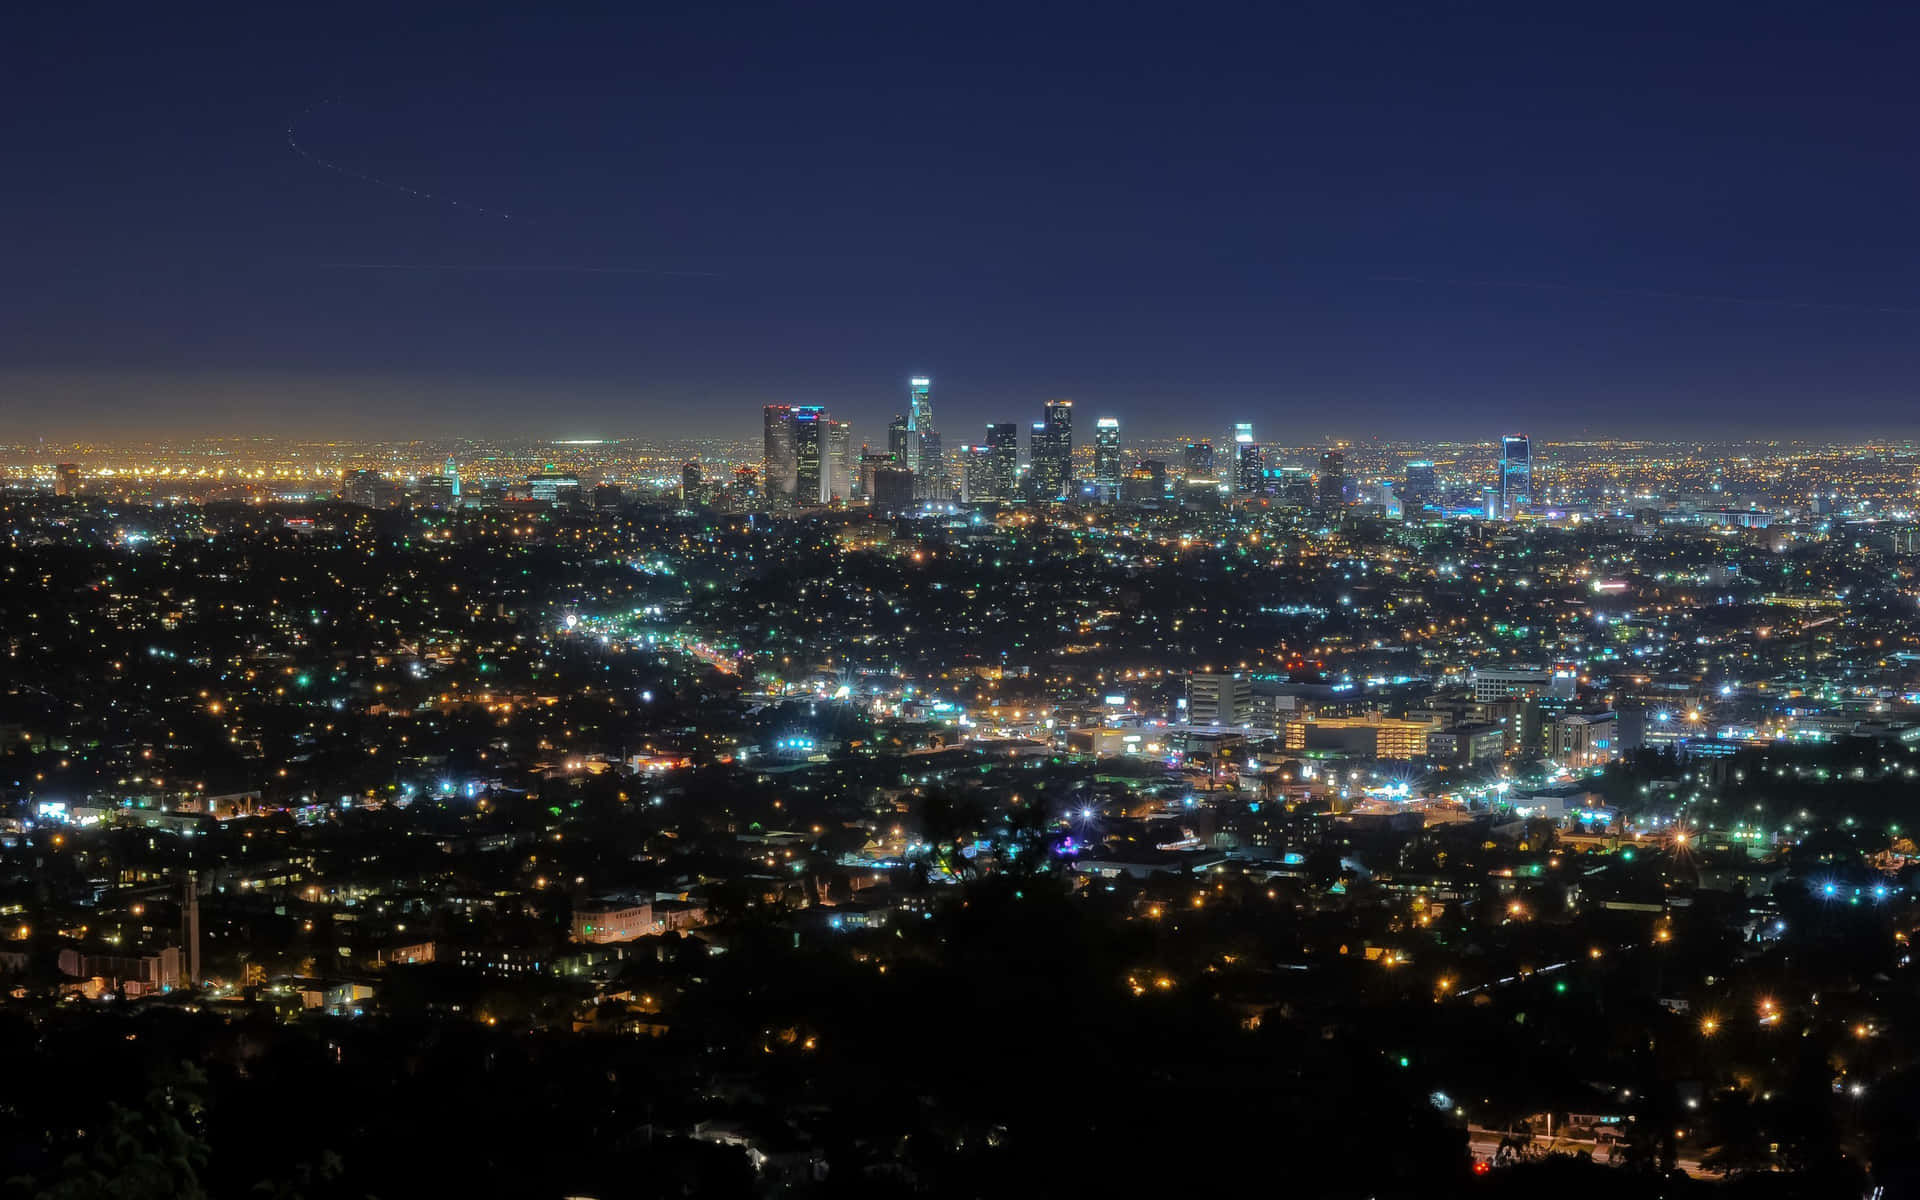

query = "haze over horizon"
[12, 1, 1920, 439]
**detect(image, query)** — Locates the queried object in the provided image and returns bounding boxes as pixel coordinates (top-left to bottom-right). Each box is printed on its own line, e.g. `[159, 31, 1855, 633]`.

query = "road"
[1467, 1127, 1707, 1178]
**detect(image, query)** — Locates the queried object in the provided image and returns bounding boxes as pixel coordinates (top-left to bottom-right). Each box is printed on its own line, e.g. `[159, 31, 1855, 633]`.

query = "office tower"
[1316, 450, 1346, 512]
[906, 376, 934, 474]
[857, 452, 893, 502]
[1033, 400, 1074, 500]
[986, 422, 1018, 501]
[53, 463, 80, 497]
[1481, 486, 1501, 520]
[793, 406, 825, 507]
[870, 467, 915, 515]
[827, 419, 853, 504]
[1188, 672, 1252, 727]
[1276, 467, 1314, 508]
[958, 445, 996, 502]
[763, 405, 799, 508]
[1233, 424, 1263, 495]
[1500, 434, 1531, 515]
[1184, 441, 1214, 478]
[887, 414, 909, 463]
[1094, 417, 1122, 497]
[917, 429, 947, 500]
[444, 455, 461, 499]
[681, 461, 702, 504]
[1402, 460, 1436, 509]
[732, 465, 761, 507]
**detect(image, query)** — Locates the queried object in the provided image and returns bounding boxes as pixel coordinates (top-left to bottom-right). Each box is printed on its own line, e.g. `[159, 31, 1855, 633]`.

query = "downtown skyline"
[14, 2, 1920, 438]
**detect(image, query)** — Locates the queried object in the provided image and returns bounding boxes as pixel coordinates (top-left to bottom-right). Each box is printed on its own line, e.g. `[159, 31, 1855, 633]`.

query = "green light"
[1398, 1056, 1410, 1068]
[1555, 981, 1567, 993]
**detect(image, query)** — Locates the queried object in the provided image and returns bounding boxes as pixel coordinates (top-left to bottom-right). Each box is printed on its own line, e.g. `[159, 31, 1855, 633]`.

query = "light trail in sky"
[285, 100, 516, 220]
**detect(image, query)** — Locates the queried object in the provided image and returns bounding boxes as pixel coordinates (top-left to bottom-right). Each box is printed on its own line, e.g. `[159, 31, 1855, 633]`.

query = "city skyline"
[14, 3, 1920, 1195]
[16, 4, 1920, 437]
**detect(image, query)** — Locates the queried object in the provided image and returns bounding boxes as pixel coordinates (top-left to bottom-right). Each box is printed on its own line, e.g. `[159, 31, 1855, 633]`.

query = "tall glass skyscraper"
[906, 377, 933, 473]
[1317, 450, 1346, 512]
[1402, 459, 1437, 509]
[1233, 424, 1262, 495]
[1094, 417, 1122, 493]
[986, 422, 1018, 501]
[1183, 441, 1214, 479]
[1500, 434, 1531, 515]
[793, 406, 825, 507]
[763, 405, 799, 509]
[763, 404, 828, 509]
[887, 414, 909, 464]
[1032, 400, 1074, 500]
[826, 419, 853, 504]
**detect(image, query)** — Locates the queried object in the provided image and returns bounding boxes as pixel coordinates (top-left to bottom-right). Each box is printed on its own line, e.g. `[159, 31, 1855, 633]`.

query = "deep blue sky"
[9, 0, 1920, 440]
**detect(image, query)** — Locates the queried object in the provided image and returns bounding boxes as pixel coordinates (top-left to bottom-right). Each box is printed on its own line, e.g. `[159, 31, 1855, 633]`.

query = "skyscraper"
[793, 406, 825, 507]
[826, 419, 853, 504]
[1032, 400, 1074, 500]
[1094, 417, 1122, 497]
[1183, 441, 1214, 478]
[1402, 460, 1436, 510]
[907, 376, 933, 474]
[1500, 434, 1531, 515]
[444, 455, 461, 499]
[917, 429, 947, 501]
[681, 461, 702, 504]
[887, 414, 910, 464]
[870, 467, 915, 515]
[763, 405, 800, 509]
[958, 445, 996, 502]
[1317, 450, 1346, 512]
[857, 452, 894, 502]
[1234, 424, 1263, 495]
[986, 422, 1019, 501]
[53, 463, 79, 497]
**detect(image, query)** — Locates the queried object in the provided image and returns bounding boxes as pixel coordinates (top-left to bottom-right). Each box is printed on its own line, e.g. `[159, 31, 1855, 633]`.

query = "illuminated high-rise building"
[870, 466, 915, 515]
[887, 414, 910, 464]
[681, 461, 702, 504]
[793, 406, 825, 507]
[907, 376, 933, 473]
[53, 462, 80, 497]
[444, 455, 461, 499]
[1500, 434, 1531, 515]
[958, 445, 997, 502]
[857, 451, 896, 502]
[1094, 417, 1122, 497]
[826, 419, 853, 504]
[985, 423, 1019, 501]
[1316, 450, 1346, 512]
[1233, 424, 1263, 495]
[1183, 441, 1214, 478]
[1032, 400, 1074, 500]
[917, 429, 947, 500]
[1401, 460, 1436, 509]
[763, 405, 800, 509]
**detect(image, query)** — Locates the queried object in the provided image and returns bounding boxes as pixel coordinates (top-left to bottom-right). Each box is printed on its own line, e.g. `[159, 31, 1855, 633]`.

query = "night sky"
[10, 1, 1920, 439]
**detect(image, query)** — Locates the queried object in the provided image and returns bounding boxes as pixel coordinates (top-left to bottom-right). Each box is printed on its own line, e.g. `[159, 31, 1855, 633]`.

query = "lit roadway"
[1467, 1127, 1706, 1178]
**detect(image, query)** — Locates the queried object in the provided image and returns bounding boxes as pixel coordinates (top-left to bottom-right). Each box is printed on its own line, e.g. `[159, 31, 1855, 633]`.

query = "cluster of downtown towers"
[763, 378, 1536, 517]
